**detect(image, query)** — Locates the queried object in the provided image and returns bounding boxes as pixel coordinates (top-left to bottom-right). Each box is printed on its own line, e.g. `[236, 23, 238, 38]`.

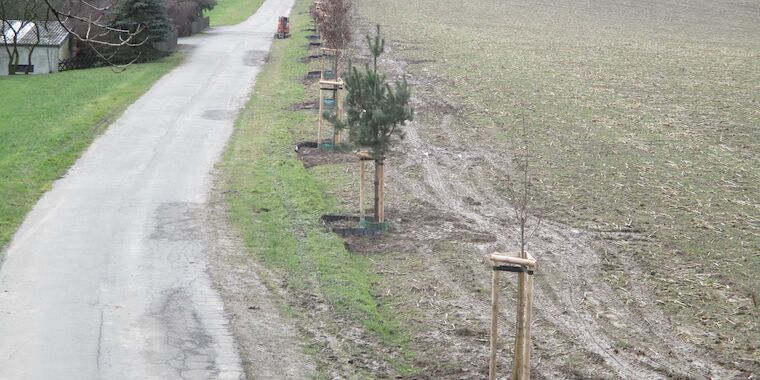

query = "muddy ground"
[287, 14, 758, 380]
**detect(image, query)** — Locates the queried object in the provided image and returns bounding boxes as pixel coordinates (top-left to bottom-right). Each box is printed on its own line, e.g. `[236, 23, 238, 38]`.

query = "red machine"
[275, 16, 290, 39]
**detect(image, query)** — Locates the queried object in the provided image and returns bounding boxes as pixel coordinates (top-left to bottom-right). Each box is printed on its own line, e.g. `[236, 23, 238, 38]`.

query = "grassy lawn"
[0, 56, 182, 251]
[220, 0, 415, 376]
[205, 0, 264, 26]
[358, 0, 759, 363]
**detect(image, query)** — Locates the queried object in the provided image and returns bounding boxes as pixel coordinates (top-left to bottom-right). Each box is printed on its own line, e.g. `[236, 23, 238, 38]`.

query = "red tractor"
[275, 16, 290, 39]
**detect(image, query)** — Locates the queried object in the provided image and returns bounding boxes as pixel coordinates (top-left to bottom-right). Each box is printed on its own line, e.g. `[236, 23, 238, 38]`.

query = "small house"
[0, 20, 73, 75]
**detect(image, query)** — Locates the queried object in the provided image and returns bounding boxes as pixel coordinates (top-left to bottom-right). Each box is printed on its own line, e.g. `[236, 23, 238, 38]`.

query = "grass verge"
[205, 0, 265, 26]
[220, 0, 415, 375]
[0, 55, 182, 250]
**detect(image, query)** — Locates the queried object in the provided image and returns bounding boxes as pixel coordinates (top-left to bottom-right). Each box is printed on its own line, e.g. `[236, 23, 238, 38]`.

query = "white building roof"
[1, 20, 69, 47]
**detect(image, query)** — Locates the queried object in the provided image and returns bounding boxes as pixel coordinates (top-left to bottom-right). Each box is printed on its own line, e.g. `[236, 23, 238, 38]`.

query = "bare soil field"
[296, 0, 759, 378]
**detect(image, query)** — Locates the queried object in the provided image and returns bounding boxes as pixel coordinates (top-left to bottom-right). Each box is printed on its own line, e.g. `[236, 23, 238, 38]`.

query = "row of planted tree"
[307, 2, 537, 379]
[311, 0, 412, 229]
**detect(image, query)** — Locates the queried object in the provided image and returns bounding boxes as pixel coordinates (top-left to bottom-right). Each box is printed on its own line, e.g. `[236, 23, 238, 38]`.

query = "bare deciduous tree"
[50, 0, 154, 68]
[319, 0, 352, 49]
[42, 0, 146, 47]
[314, 0, 353, 67]
[505, 119, 542, 256]
[0, 0, 46, 74]
[0, 0, 150, 71]
[310, 1, 325, 30]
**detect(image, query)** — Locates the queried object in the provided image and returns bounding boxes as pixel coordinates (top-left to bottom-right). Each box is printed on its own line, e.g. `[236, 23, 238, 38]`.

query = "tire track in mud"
[385, 111, 739, 378]
[397, 119, 642, 378]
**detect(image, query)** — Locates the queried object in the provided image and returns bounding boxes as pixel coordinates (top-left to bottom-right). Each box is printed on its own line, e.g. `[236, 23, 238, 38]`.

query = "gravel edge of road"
[205, 168, 318, 378]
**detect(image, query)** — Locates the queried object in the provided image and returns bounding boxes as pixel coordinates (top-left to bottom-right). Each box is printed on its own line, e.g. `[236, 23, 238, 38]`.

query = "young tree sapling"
[330, 25, 413, 224]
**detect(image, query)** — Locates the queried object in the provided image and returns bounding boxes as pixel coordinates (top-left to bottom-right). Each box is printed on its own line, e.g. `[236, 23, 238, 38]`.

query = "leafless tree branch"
[0, 0, 45, 74]
[41, 0, 147, 47]
[505, 117, 543, 257]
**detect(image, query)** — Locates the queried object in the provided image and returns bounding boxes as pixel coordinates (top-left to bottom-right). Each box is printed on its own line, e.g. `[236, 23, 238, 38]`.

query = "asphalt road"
[0, 0, 294, 378]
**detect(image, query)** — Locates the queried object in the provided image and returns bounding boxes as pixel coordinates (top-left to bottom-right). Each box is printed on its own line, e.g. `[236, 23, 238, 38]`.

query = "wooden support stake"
[521, 273, 534, 379]
[376, 159, 385, 223]
[359, 159, 365, 220]
[491, 253, 537, 269]
[340, 86, 345, 142]
[490, 252, 537, 380]
[320, 48, 339, 81]
[318, 87, 324, 144]
[373, 159, 380, 222]
[336, 86, 344, 145]
[489, 270, 499, 380]
[513, 271, 525, 379]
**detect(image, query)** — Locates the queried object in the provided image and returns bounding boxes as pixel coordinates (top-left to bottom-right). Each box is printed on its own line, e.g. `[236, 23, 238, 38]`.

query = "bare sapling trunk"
[1, 0, 152, 72]
[512, 120, 540, 380]
[318, 0, 353, 70]
[509, 119, 542, 257]
[519, 151, 528, 258]
[490, 118, 542, 380]
[489, 269, 500, 380]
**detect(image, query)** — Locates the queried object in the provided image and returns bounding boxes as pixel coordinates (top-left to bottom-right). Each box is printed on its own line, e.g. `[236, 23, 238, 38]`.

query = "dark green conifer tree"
[341, 24, 413, 158]
[111, 0, 171, 52]
[329, 25, 414, 224]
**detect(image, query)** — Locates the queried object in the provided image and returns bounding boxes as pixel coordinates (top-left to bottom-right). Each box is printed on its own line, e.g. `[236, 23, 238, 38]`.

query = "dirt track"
[375, 117, 744, 378]
[323, 21, 759, 379]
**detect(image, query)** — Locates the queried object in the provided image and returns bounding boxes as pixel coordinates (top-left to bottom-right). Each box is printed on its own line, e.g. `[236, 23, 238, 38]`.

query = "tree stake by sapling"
[490, 119, 542, 380]
[327, 24, 413, 228]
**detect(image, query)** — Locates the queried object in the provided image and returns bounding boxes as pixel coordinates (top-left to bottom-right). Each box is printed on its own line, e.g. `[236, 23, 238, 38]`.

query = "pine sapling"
[328, 25, 413, 224]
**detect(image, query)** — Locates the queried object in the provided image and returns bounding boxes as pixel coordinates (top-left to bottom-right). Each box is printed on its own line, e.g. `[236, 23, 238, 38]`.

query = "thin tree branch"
[41, 0, 147, 47]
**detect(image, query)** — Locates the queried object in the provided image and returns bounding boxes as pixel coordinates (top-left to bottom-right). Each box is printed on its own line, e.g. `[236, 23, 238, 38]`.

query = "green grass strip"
[205, 0, 265, 26]
[221, 0, 414, 373]
[0, 55, 182, 249]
